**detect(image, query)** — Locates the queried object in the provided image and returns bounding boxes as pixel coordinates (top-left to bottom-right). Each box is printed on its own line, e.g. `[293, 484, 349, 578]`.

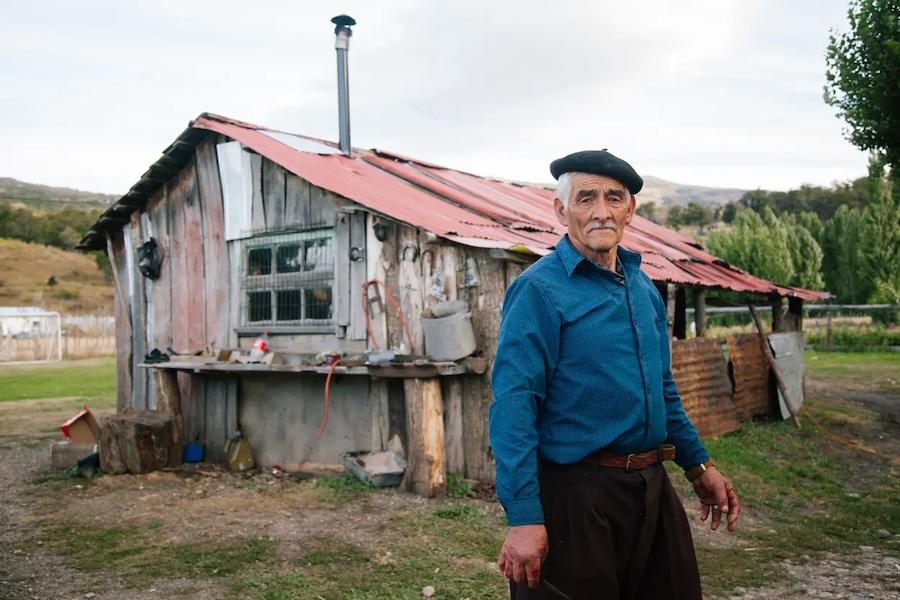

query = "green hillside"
[0, 177, 118, 211]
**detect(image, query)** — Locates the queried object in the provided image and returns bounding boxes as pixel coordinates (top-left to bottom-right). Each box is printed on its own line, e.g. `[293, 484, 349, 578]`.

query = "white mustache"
[587, 222, 616, 231]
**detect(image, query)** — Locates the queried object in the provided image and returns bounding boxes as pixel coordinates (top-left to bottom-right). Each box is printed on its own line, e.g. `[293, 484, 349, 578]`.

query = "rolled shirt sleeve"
[489, 276, 560, 526]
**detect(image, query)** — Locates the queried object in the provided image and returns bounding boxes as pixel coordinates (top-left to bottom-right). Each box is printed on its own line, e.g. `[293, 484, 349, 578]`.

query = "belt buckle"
[624, 453, 636, 470]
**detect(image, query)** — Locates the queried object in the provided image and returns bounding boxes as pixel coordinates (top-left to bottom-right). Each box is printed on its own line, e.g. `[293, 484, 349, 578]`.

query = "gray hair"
[556, 171, 631, 208]
[556, 172, 575, 208]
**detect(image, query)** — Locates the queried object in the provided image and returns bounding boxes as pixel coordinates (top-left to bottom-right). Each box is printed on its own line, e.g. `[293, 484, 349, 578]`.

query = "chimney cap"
[331, 14, 356, 33]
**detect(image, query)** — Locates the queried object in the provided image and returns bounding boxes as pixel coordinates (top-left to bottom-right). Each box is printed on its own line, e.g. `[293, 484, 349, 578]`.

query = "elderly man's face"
[554, 173, 635, 262]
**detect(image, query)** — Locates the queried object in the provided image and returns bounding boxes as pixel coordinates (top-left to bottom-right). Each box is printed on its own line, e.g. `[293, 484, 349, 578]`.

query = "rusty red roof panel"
[83, 113, 828, 300]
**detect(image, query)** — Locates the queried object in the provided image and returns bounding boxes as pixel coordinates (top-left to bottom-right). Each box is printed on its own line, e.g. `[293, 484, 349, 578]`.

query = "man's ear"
[554, 197, 568, 227]
[624, 194, 636, 225]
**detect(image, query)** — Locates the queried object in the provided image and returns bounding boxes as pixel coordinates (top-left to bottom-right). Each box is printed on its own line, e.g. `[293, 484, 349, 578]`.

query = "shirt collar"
[555, 233, 643, 277]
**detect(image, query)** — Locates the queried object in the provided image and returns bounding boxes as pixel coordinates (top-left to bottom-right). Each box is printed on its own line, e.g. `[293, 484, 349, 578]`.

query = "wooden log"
[673, 285, 687, 340]
[749, 305, 801, 429]
[666, 283, 676, 344]
[786, 297, 804, 332]
[694, 288, 707, 338]
[402, 377, 446, 497]
[443, 378, 464, 474]
[98, 411, 176, 474]
[155, 369, 183, 466]
[770, 296, 785, 332]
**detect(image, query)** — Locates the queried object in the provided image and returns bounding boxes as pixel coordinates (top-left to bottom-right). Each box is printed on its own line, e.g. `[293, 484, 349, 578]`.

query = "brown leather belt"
[581, 444, 675, 470]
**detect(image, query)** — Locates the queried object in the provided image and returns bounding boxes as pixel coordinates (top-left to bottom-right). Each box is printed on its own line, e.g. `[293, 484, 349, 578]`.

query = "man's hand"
[497, 524, 549, 589]
[692, 467, 740, 532]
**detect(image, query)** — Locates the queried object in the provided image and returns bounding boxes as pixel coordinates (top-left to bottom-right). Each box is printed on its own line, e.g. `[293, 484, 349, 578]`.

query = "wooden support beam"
[155, 369, 184, 466]
[666, 283, 676, 342]
[749, 306, 801, 429]
[673, 285, 687, 340]
[402, 377, 446, 497]
[694, 288, 707, 338]
[770, 296, 785, 332]
[786, 297, 804, 332]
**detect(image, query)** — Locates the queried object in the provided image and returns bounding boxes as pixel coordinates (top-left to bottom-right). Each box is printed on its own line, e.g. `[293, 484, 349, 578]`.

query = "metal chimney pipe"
[331, 14, 356, 156]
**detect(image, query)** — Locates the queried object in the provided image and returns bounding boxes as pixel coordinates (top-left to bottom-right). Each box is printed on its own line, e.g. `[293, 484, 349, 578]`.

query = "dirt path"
[1, 379, 898, 599]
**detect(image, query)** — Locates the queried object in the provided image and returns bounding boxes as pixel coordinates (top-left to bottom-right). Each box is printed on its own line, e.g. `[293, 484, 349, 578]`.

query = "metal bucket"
[422, 310, 476, 361]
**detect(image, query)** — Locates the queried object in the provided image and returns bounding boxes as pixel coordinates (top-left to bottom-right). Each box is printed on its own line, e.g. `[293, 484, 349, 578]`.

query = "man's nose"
[591, 198, 612, 220]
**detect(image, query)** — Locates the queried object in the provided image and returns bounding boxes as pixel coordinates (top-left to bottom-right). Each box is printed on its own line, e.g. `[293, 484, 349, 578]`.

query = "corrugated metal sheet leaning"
[78, 113, 828, 302]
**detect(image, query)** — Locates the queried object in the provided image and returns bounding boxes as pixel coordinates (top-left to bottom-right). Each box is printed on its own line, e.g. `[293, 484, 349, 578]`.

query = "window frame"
[238, 228, 336, 332]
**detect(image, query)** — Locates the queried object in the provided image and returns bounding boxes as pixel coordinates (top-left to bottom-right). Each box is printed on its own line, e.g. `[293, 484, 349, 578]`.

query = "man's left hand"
[692, 467, 740, 532]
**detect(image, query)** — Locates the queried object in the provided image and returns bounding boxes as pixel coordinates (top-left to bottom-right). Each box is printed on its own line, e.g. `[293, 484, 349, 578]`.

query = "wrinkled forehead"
[569, 173, 630, 195]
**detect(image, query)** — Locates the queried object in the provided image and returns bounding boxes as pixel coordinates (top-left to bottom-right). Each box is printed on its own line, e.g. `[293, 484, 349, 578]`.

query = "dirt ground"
[1, 372, 898, 599]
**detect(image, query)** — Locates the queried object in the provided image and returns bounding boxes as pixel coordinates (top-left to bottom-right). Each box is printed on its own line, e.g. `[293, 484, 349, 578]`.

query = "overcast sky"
[1, 0, 869, 195]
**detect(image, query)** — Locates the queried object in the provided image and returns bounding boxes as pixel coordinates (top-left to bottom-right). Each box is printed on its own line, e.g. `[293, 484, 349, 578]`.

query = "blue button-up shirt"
[489, 234, 709, 526]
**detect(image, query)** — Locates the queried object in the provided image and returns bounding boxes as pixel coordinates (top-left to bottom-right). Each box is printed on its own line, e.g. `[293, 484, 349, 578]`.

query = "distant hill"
[0, 238, 113, 314]
[510, 174, 746, 209]
[638, 176, 745, 209]
[0, 177, 118, 211]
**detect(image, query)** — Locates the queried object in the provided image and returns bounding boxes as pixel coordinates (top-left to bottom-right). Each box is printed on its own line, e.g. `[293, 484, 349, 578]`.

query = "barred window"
[241, 229, 334, 326]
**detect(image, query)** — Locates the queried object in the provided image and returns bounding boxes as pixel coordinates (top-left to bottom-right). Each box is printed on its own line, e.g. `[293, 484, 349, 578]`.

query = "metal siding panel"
[768, 332, 805, 419]
[671, 338, 742, 438]
[727, 334, 772, 419]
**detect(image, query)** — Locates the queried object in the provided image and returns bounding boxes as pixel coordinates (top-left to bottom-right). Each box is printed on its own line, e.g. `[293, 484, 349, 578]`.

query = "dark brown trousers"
[510, 461, 702, 600]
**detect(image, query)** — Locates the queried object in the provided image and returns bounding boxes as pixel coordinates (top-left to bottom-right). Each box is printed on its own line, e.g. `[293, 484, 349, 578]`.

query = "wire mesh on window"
[241, 229, 334, 326]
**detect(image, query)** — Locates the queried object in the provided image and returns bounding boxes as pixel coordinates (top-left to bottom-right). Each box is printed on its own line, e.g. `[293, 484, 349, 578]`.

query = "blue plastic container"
[183, 442, 205, 463]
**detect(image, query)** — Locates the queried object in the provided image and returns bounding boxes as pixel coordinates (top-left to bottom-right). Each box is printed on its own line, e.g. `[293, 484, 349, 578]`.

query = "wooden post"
[443, 378, 464, 475]
[786, 297, 804, 332]
[666, 283, 676, 342]
[402, 377, 446, 497]
[155, 369, 184, 466]
[694, 288, 707, 338]
[673, 286, 687, 339]
[770, 296, 785, 332]
[749, 306, 801, 429]
[106, 231, 131, 328]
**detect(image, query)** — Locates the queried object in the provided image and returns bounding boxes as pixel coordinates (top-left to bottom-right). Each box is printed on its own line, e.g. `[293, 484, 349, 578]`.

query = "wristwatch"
[684, 459, 716, 482]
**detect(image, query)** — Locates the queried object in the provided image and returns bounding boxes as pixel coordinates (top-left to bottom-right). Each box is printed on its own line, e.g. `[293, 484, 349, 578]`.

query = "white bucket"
[422, 310, 476, 361]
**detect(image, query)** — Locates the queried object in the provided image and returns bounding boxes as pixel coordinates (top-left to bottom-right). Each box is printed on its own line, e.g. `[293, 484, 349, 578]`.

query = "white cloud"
[0, 0, 869, 194]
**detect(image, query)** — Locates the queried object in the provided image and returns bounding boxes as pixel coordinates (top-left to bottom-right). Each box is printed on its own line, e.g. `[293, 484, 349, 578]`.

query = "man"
[489, 150, 740, 600]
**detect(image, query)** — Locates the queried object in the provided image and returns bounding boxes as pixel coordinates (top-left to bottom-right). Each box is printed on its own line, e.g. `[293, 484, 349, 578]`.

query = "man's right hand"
[497, 524, 549, 589]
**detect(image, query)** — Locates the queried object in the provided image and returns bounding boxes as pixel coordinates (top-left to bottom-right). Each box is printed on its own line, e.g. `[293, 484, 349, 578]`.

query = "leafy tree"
[708, 208, 825, 290]
[666, 205, 684, 229]
[783, 215, 826, 289]
[861, 156, 900, 303]
[707, 209, 793, 285]
[636, 201, 657, 221]
[825, 0, 900, 170]
[795, 211, 825, 244]
[821, 205, 872, 302]
[681, 201, 714, 232]
[721, 202, 738, 224]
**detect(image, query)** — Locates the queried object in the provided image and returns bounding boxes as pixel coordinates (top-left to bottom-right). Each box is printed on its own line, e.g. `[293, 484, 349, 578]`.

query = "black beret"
[549, 149, 643, 194]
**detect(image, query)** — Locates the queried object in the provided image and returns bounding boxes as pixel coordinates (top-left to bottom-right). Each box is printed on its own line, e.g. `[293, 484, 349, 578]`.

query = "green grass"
[805, 349, 900, 393]
[42, 523, 275, 587]
[668, 392, 900, 596]
[310, 472, 376, 503]
[0, 357, 116, 402]
[233, 505, 506, 599]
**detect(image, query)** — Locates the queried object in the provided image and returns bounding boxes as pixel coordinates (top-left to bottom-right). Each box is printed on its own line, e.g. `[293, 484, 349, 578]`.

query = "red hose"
[361, 278, 415, 351]
[316, 358, 341, 441]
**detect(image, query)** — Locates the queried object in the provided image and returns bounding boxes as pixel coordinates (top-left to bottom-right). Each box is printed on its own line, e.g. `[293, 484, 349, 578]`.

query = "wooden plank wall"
[128, 212, 147, 410]
[380, 222, 516, 482]
[196, 141, 230, 350]
[111, 229, 132, 412]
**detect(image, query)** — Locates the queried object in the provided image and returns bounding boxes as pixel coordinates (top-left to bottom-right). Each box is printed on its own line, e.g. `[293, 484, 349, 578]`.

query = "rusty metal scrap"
[726, 334, 773, 420]
[671, 338, 742, 438]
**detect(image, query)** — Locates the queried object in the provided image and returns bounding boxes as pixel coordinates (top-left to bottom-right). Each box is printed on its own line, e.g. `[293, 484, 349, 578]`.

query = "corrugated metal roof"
[79, 113, 828, 300]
